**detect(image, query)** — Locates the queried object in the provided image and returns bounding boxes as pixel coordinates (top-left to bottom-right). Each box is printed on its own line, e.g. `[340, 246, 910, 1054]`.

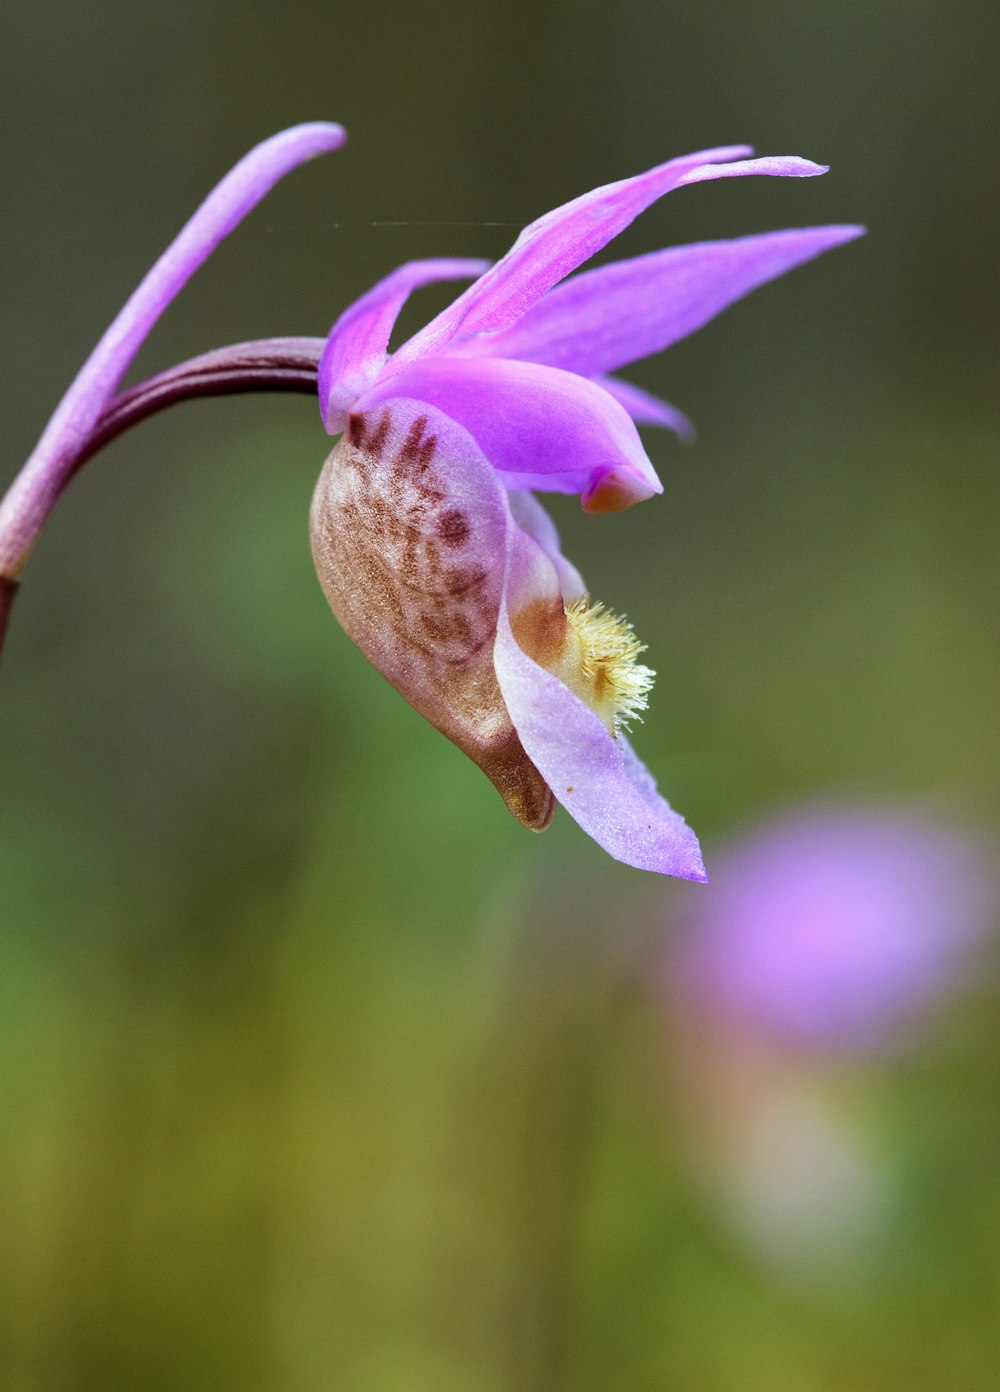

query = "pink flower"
[674, 805, 991, 1046]
[312, 149, 862, 876]
[0, 126, 861, 878]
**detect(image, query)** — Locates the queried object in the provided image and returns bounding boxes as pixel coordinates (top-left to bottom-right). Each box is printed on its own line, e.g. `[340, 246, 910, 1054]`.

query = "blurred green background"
[2, 0, 999, 1388]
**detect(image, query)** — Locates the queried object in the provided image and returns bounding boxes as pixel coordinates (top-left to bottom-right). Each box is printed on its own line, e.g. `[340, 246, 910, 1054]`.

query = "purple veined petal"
[495, 526, 707, 880]
[0, 123, 346, 576]
[318, 257, 490, 432]
[455, 226, 865, 381]
[354, 355, 662, 513]
[506, 491, 587, 602]
[387, 148, 832, 368]
[596, 377, 697, 440]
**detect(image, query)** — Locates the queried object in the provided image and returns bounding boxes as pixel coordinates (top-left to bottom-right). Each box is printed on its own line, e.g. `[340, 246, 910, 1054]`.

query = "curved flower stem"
[72, 337, 325, 475]
[0, 337, 326, 662]
[0, 122, 344, 588]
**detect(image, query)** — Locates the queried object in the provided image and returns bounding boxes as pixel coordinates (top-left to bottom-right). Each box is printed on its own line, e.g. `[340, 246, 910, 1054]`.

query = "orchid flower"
[311, 148, 863, 878]
[0, 127, 863, 880]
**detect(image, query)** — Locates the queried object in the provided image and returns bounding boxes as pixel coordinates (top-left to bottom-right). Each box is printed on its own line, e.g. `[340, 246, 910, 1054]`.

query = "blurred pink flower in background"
[658, 803, 994, 1278]
[673, 805, 991, 1052]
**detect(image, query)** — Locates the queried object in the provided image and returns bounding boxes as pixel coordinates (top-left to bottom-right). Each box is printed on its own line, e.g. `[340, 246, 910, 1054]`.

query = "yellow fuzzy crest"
[563, 596, 655, 735]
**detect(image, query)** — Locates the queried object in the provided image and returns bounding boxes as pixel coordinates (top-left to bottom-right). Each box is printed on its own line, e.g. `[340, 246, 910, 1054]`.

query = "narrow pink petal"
[388, 150, 834, 370]
[596, 377, 696, 440]
[455, 226, 864, 380]
[318, 258, 489, 432]
[0, 124, 346, 575]
[677, 155, 827, 184]
[388, 145, 753, 367]
[495, 531, 707, 879]
[354, 356, 662, 511]
[37, 124, 344, 462]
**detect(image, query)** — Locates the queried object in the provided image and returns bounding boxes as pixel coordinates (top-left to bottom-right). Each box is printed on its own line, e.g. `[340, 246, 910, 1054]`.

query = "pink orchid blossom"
[0, 128, 862, 879]
[311, 148, 863, 877]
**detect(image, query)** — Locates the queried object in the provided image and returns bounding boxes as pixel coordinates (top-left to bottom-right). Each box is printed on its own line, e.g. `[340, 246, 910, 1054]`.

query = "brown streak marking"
[443, 637, 490, 665]
[420, 608, 476, 647]
[443, 566, 487, 597]
[401, 536, 421, 581]
[416, 434, 437, 474]
[358, 540, 485, 663]
[355, 547, 407, 632]
[367, 410, 392, 458]
[394, 416, 429, 480]
[418, 612, 456, 643]
[437, 509, 470, 547]
[329, 425, 496, 676]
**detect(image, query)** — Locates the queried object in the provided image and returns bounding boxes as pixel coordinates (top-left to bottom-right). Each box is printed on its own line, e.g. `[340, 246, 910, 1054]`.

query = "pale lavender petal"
[0, 123, 346, 575]
[679, 155, 828, 184]
[597, 377, 696, 440]
[495, 545, 707, 879]
[355, 356, 662, 512]
[506, 491, 586, 601]
[455, 227, 864, 380]
[318, 258, 489, 432]
[389, 145, 760, 366]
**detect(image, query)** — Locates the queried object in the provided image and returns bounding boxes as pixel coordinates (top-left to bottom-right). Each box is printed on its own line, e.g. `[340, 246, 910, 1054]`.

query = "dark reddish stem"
[73, 337, 324, 474]
[0, 337, 325, 663]
[0, 576, 16, 655]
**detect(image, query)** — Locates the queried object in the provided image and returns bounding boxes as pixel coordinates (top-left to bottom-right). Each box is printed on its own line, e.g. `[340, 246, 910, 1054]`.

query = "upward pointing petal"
[389, 146, 751, 366]
[456, 226, 865, 380]
[0, 123, 346, 576]
[318, 258, 489, 432]
[29, 128, 345, 463]
[389, 148, 833, 369]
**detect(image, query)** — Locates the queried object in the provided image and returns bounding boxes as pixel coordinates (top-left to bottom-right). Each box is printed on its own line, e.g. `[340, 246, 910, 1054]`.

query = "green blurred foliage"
[1, 0, 999, 1387]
